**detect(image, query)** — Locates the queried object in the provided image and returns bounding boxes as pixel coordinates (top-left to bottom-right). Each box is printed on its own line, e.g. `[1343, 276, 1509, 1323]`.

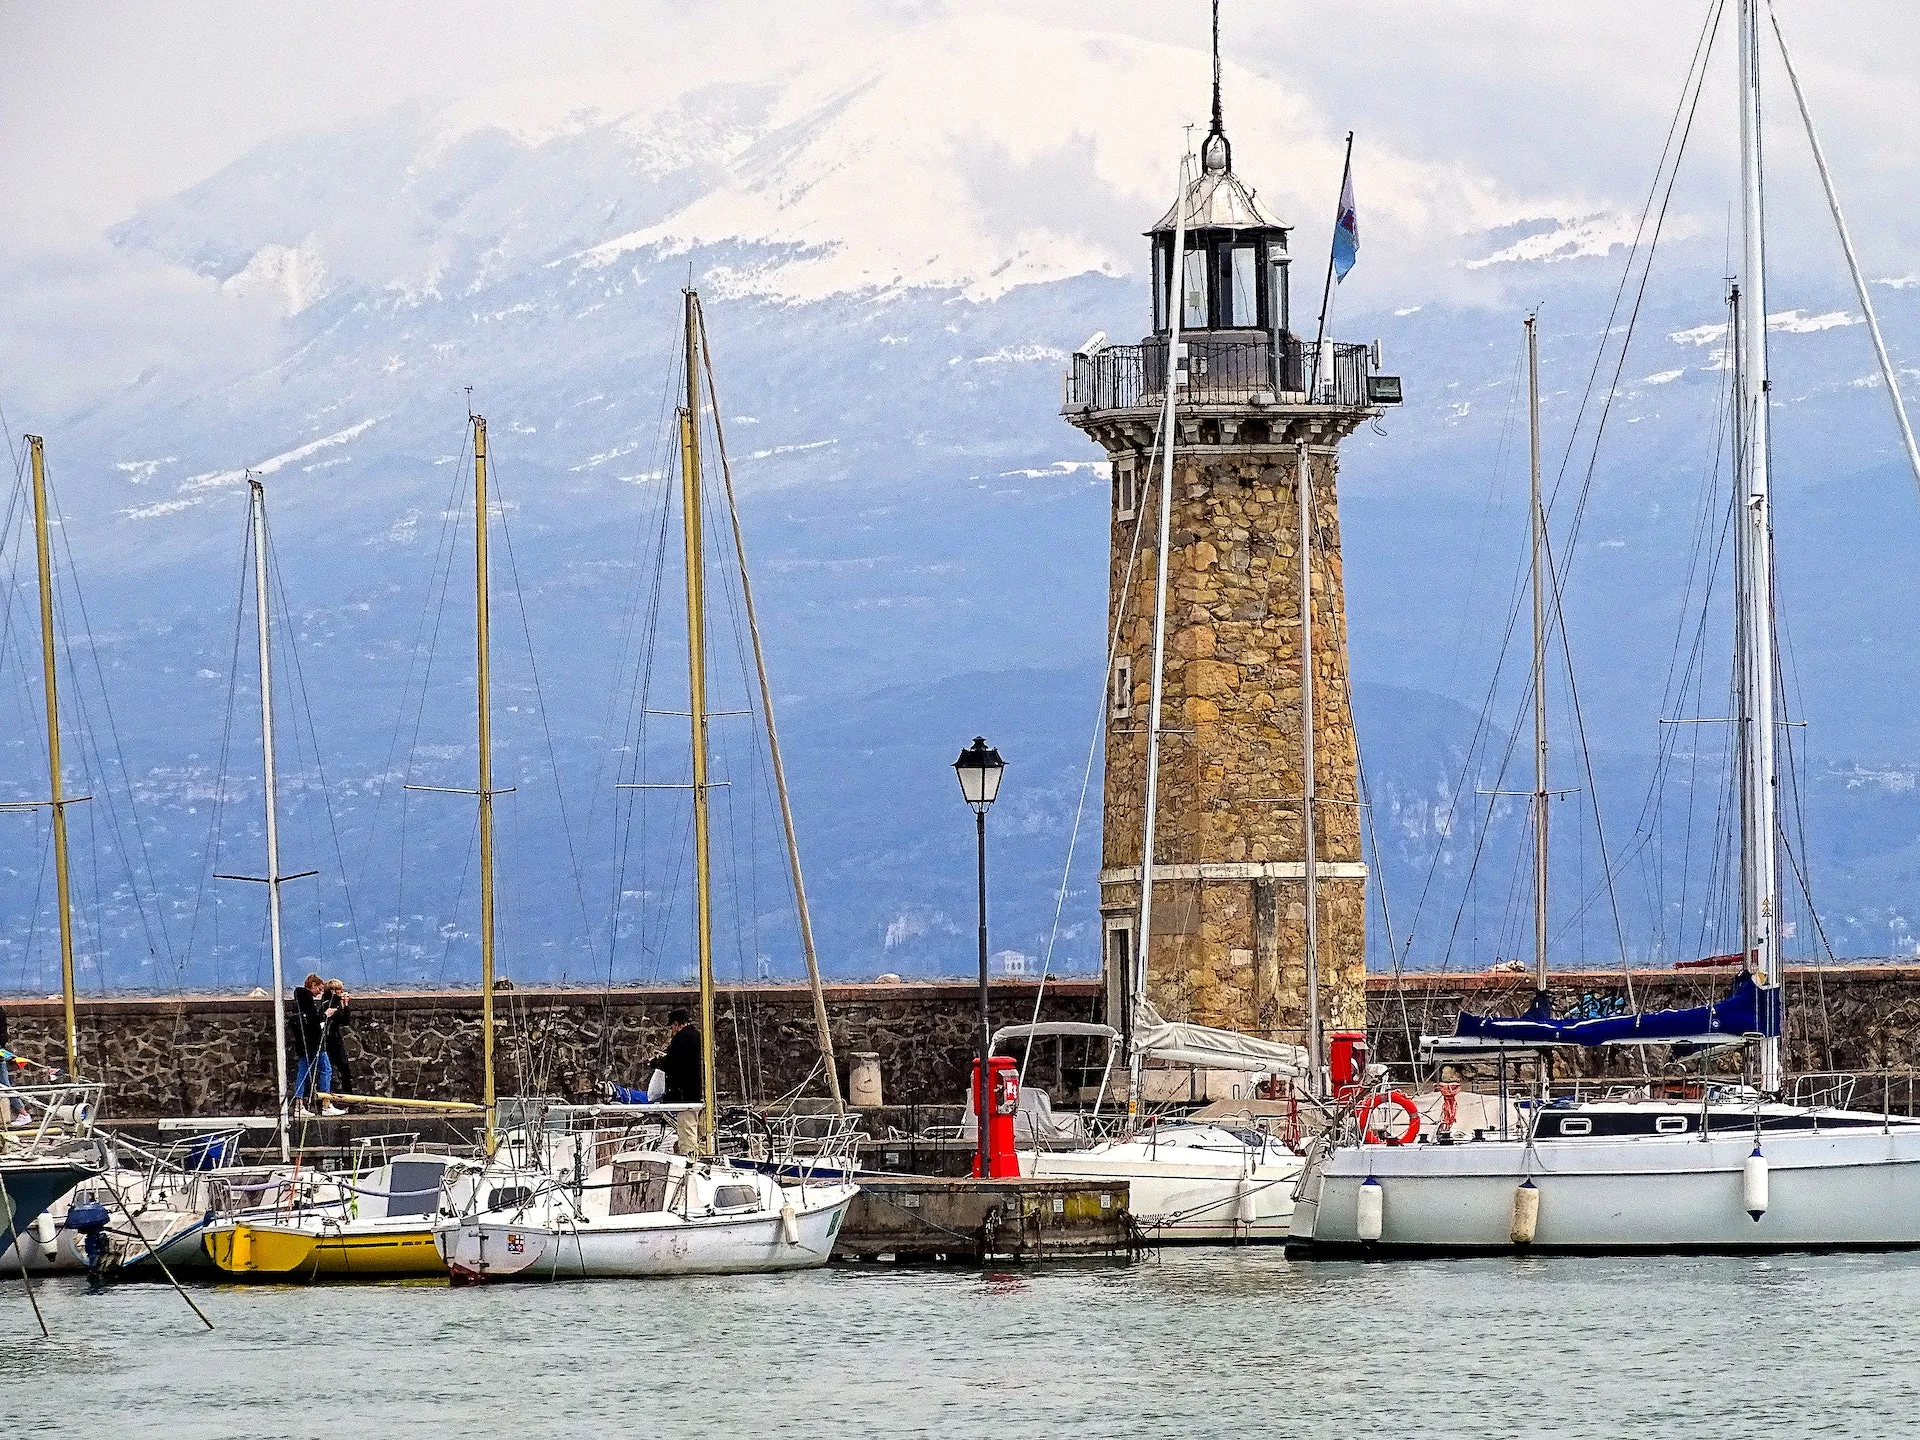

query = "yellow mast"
[680, 290, 718, 1153]
[27, 437, 79, 1078]
[472, 415, 498, 1153]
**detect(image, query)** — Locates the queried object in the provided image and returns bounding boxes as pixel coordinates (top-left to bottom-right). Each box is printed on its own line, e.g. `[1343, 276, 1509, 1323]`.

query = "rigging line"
[1547, 2, 1724, 580]
[178, 506, 256, 972]
[262, 507, 371, 984]
[581, 326, 688, 856]
[1024, 400, 1168, 1079]
[1394, 331, 1542, 963]
[602, 423, 679, 984]
[42, 461, 179, 972]
[1544, 0, 1725, 503]
[431, 807, 483, 988]
[485, 447, 598, 960]
[370, 421, 474, 969]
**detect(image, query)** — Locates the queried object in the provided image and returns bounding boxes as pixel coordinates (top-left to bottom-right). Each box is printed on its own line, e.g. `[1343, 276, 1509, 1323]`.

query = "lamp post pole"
[953, 736, 1006, 1181]
[975, 800, 990, 1181]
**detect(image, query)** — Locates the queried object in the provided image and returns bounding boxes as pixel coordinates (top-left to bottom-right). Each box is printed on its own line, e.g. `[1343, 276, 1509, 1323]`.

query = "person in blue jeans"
[291, 973, 340, 1116]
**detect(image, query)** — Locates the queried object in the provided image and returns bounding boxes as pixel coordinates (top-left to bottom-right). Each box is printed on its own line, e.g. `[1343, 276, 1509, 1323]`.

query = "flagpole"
[1312, 131, 1355, 400]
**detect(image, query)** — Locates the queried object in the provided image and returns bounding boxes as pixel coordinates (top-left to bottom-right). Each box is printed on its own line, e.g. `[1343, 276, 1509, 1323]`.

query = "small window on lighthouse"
[1114, 457, 1137, 519]
[1110, 655, 1134, 720]
[1182, 246, 1209, 331]
[1228, 244, 1259, 327]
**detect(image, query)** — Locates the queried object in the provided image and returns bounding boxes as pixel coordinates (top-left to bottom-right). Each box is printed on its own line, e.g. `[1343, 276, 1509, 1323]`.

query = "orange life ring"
[1357, 1090, 1421, 1146]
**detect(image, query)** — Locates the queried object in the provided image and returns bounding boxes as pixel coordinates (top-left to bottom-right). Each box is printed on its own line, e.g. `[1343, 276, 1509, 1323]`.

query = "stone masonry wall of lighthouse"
[1086, 431, 1367, 1047]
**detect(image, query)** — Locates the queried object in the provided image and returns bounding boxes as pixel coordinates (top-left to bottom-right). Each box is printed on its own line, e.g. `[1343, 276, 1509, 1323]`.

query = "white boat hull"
[1294, 1121, 1920, 1253]
[438, 1185, 856, 1280]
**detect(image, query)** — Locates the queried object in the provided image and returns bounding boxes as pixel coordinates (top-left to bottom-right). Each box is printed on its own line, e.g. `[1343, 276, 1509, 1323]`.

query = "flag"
[1332, 158, 1358, 282]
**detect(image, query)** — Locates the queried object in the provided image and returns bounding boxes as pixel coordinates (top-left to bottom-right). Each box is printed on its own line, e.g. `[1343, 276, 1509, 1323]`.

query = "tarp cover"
[1131, 1000, 1309, 1076]
[1452, 972, 1782, 1048]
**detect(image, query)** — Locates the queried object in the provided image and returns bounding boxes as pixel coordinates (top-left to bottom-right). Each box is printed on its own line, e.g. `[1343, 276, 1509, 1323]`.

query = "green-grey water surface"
[3, 1251, 1914, 1437]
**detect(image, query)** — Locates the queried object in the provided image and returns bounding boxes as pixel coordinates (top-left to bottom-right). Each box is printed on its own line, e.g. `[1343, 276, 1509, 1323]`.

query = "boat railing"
[1, 1081, 106, 1153]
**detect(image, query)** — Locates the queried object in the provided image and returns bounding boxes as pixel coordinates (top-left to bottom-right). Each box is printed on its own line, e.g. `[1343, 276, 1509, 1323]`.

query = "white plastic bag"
[646, 1068, 667, 1102]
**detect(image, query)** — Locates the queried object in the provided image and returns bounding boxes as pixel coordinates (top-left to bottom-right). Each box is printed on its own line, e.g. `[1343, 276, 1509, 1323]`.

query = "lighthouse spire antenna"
[1203, 0, 1231, 172]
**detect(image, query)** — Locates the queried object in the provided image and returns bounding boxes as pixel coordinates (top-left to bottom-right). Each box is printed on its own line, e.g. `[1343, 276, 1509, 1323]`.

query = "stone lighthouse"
[1062, 42, 1398, 1058]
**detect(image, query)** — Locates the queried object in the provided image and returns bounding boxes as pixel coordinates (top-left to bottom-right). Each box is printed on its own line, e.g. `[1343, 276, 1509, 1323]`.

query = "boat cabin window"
[487, 1185, 534, 1212]
[610, 1158, 676, 1217]
[712, 1184, 761, 1212]
[1654, 1115, 1689, 1135]
[386, 1160, 447, 1218]
[1556, 1117, 1593, 1137]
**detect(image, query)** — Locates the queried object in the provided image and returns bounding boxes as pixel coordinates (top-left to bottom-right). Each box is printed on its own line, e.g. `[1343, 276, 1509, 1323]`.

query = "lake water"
[4, 1250, 1915, 1437]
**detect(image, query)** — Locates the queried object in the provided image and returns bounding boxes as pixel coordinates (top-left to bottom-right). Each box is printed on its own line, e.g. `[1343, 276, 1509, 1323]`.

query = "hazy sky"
[7, 2, 1916, 242]
[3, 1, 1917, 427]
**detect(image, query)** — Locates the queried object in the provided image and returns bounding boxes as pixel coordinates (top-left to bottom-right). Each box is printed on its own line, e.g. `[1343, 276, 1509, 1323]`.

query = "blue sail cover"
[1453, 973, 1781, 1047]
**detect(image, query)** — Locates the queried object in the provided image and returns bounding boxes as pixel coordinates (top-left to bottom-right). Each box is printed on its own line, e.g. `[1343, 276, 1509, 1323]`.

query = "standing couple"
[292, 973, 354, 1117]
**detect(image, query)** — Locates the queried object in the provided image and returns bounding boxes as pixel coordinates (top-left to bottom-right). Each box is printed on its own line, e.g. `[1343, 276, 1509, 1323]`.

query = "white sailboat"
[435, 289, 855, 1281]
[1290, 0, 1920, 1254]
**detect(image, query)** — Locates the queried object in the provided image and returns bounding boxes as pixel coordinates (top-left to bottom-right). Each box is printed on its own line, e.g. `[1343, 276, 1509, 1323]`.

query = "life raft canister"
[1356, 1090, 1422, 1146]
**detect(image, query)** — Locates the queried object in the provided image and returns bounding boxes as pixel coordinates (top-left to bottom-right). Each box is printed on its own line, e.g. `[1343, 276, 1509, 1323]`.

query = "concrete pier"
[835, 1176, 1138, 1262]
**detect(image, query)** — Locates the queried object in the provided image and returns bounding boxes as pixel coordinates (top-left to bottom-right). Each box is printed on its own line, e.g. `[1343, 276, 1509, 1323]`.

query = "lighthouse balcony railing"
[1066, 335, 1375, 412]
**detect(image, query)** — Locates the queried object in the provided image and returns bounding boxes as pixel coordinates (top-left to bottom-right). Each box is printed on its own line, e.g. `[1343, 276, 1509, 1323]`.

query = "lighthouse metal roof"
[1148, 162, 1285, 235]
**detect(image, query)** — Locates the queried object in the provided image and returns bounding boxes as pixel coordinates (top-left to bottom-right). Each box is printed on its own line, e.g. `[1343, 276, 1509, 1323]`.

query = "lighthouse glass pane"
[1182, 246, 1208, 330]
[1153, 243, 1168, 330]
[1229, 244, 1259, 327]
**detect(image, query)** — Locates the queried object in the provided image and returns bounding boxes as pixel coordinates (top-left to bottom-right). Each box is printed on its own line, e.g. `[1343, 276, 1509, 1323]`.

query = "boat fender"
[31, 1211, 57, 1247]
[1743, 1146, 1768, 1221]
[1510, 1179, 1540, 1245]
[780, 1202, 799, 1245]
[1356, 1091, 1421, 1146]
[1356, 1176, 1384, 1243]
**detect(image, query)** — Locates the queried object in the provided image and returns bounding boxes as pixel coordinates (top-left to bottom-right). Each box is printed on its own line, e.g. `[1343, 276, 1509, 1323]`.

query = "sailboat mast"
[680, 288, 718, 1152]
[250, 480, 292, 1161]
[1736, 0, 1783, 1090]
[692, 298, 844, 1113]
[472, 415, 498, 1151]
[1527, 317, 1549, 993]
[1130, 154, 1192, 1111]
[1297, 442, 1323, 1096]
[27, 437, 79, 1078]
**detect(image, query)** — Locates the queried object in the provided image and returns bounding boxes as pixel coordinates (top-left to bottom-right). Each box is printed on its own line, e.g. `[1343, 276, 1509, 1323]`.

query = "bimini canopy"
[1130, 1001, 1309, 1077]
[989, 1022, 1122, 1053]
[1444, 972, 1782, 1051]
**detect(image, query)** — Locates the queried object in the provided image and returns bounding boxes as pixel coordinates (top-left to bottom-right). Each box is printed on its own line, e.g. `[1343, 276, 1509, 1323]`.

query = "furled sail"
[1131, 1000, 1309, 1075]
[1450, 973, 1782, 1049]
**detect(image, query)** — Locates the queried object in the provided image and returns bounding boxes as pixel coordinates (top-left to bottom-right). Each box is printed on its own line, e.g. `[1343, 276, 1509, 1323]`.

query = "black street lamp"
[953, 736, 1006, 1180]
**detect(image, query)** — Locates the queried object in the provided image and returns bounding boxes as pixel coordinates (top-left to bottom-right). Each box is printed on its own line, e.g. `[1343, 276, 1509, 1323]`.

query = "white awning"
[1131, 1001, 1308, 1077]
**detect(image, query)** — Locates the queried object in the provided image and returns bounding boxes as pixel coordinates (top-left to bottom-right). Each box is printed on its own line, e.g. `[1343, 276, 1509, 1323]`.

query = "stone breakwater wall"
[0, 981, 1103, 1120]
[9, 967, 1920, 1119]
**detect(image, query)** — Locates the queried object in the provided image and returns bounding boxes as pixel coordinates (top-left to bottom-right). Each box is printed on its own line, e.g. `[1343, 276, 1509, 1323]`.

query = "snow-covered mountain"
[7, 11, 1920, 995]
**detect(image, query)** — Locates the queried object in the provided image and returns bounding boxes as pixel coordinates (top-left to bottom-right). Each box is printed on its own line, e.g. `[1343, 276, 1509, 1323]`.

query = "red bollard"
[970, 1055, 1020, 1178]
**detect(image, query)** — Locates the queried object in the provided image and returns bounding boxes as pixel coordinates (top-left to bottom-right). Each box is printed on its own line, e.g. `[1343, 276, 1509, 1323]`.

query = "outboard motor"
[63, 1200, 113, 1276]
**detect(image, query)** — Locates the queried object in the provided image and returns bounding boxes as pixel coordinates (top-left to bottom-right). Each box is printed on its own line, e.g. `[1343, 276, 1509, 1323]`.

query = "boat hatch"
[611, 1158, 676, 1216]
[387, 1160, 448, 1217]
[712, 1184, 760, 1212]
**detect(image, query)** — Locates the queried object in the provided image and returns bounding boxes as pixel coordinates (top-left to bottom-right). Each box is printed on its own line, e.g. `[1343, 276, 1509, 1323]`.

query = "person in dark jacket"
[650, 1007, 702, 1154]
[291, 973, 337, 1116]
[322, 979, 355, 1103]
